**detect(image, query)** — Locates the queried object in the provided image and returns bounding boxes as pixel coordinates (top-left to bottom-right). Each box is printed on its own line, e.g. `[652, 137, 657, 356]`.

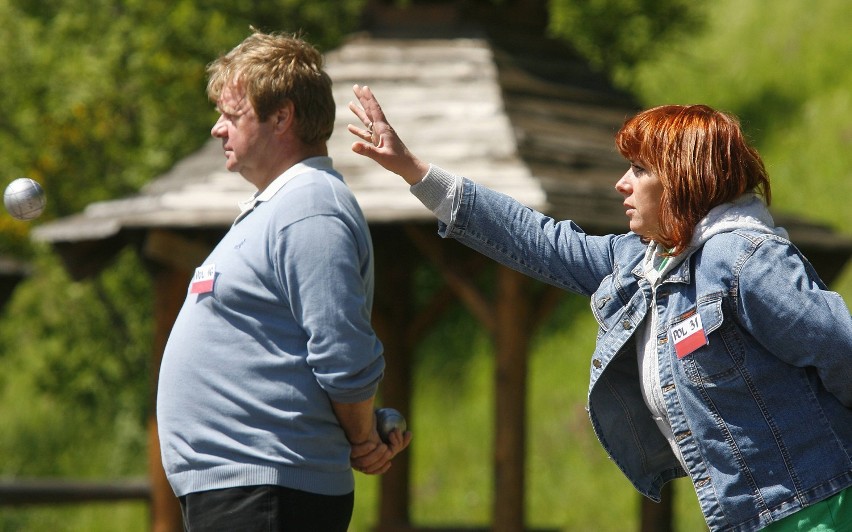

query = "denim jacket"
[416, 166, 852, 531]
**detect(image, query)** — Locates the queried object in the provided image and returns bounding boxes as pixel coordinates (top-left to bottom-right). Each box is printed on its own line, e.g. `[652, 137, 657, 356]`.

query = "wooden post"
[493, 266, 532, 532]
[143, 229, 216, 532]
[372, 226, 414, 530]
[147, 265, 190, 532]
[640, 483, 674, 532]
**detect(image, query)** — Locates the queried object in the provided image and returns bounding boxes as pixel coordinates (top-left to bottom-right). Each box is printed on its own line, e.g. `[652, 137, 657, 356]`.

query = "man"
[157, 31, 410, 531]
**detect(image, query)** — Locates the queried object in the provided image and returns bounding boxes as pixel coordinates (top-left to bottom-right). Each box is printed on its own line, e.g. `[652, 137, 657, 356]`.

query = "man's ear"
[273, 101, 295, 135]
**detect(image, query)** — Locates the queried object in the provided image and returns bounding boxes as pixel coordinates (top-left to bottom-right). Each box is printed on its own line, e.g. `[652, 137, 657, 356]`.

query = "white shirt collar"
[235, 156, 334, 223]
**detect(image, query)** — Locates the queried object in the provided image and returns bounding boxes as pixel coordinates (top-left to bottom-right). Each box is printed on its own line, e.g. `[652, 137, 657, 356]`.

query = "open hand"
[348, 84, 430, 185]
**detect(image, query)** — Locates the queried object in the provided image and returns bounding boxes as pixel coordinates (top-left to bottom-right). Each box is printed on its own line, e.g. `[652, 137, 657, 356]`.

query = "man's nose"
[211, 116, 226, 138]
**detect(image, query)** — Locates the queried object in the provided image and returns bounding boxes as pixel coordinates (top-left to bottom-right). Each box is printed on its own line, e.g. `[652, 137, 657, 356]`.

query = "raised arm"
[348, 84, 431, 185]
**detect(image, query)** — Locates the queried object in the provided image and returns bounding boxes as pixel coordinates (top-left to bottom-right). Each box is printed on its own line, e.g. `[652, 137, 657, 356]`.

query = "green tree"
[547, 0, 705, 84]
[1, 0, 364, 220]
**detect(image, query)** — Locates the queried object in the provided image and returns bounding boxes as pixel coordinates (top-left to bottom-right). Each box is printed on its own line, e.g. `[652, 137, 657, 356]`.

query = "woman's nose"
[615, 171, 631, 195]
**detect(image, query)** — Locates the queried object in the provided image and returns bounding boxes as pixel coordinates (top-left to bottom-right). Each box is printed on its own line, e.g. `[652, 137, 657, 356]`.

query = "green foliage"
[0, 252, 149, 530]
[619, 0, 852, 303]
[0, 0, 364, 221]
[0, 249, 153, 422]
[548, 0, 705, 77]
[617, 0, 852, 234]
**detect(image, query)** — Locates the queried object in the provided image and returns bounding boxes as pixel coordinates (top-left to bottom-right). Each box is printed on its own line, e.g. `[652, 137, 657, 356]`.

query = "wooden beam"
[143, 230, 213, 272]
[405, 254, 489, 346]
[531, 284, 564, 331]
[52, 237, 126, 281]
[406, 283, 457, 347]
[404, 226, 495, 333]
[0, 479, 149, 505]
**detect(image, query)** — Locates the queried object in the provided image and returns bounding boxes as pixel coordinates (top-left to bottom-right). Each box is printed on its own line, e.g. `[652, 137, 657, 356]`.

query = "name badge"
[190, 264, 216, 294]
[670, 312, 708, 359]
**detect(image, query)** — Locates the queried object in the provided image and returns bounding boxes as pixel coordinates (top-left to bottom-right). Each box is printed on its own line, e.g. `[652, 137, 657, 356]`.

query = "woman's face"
[615, 162, 664, 240]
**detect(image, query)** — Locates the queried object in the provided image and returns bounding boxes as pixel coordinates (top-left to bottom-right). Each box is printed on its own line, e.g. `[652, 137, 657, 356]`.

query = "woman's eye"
[631, 163, 646, 173]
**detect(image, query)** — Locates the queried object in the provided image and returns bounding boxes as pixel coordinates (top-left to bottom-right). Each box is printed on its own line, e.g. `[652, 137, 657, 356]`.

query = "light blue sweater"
[157, 157, 384, 497]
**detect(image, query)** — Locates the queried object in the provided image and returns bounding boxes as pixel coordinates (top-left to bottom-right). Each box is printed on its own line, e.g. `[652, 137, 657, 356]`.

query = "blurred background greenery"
[0, 0, 848, 530]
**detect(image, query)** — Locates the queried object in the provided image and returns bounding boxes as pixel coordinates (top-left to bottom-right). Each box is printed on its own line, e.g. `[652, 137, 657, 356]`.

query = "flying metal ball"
[375, 407, 407, 444]
[4, 178, 46, 221]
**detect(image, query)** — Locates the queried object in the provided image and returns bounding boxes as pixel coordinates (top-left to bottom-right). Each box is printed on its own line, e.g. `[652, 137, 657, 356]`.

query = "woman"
[348, 85, 852, 531]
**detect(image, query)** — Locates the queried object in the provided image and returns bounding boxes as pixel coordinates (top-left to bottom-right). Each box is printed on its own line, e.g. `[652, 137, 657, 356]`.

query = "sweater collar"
[235, 156, 334, 223]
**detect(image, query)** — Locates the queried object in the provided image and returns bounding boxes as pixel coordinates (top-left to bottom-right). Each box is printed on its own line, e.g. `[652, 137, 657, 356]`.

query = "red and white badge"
[670, 312, 708, 359]
[190, 264, 216, 294]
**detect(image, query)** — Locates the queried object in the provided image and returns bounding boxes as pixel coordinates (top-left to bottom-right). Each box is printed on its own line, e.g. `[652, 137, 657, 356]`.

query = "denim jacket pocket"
[671, 293, 742, 384]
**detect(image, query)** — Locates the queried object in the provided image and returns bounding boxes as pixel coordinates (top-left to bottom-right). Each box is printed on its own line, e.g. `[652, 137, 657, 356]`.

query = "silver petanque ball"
[375, 407, 407, 444]
[4, 178, 46, 221]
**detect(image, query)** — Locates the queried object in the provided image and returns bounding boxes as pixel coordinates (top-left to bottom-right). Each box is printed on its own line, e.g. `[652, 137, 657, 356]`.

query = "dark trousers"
[179, 484, 354, 532]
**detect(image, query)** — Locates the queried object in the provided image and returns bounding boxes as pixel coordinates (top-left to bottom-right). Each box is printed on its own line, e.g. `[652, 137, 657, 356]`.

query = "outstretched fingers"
[349, 85, 386, 149]
[353, 84, 388, 125]
[346, 120, 373, 148]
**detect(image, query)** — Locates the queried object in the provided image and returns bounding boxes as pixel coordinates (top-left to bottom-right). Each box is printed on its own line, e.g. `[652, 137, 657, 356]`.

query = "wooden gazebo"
[32, 10, 852, 532]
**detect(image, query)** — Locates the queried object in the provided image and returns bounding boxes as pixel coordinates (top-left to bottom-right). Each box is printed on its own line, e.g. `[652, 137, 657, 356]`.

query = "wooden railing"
[0, 478, 149, 506]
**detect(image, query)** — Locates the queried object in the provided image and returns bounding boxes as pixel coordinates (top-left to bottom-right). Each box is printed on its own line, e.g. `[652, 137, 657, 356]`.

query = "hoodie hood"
[643, 193, 787, 286]
[689, 193, 787, 247]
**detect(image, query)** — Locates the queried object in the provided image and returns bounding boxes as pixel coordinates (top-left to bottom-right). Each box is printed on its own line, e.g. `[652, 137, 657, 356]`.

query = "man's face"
[210, 82, 275, 184]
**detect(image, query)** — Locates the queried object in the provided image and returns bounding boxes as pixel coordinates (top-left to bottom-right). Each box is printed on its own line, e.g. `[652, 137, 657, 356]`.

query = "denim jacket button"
[593, 359, 602, 369]
[622, 320, 632, 330]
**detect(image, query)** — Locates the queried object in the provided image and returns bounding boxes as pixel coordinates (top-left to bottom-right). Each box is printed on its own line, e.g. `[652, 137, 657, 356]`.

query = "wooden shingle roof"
[35, 34, 577, 243]
[32, 31, 852, 282]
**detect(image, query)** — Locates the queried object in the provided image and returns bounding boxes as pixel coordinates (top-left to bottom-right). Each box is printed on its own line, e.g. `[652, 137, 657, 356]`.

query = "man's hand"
[331, 398, 412, 475]
[350, 425, 412, 475]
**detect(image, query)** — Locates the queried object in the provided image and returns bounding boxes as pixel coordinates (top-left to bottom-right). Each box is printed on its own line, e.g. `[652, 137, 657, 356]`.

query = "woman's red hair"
[615, 105, 771, 255]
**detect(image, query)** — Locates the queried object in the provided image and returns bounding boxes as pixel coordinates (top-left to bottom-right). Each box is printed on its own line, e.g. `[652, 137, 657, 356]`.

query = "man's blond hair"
[207, 30, 335, 145]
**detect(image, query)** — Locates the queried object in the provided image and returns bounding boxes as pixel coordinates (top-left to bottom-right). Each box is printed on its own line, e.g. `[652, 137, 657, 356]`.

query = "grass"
[0, 504, 148, 532]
